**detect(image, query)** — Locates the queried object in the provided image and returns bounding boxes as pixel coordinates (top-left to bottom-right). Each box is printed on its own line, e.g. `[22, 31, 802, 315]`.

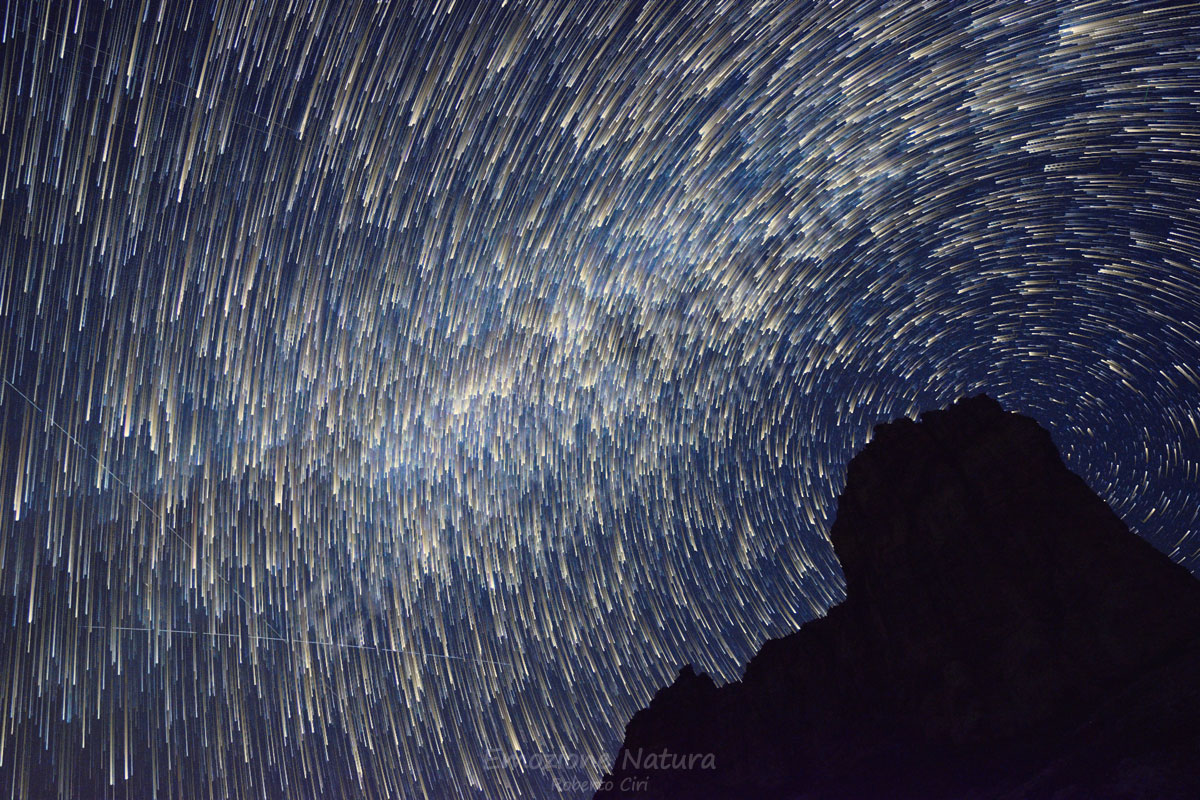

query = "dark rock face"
[594, 395, 1200, 800]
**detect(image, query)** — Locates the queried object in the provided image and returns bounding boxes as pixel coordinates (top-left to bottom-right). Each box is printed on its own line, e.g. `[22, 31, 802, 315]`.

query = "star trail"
[2, 0, 1199, 797]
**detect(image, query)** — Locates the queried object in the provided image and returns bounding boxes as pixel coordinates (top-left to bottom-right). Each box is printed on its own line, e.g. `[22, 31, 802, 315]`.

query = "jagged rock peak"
[595, 396, 1200, 800]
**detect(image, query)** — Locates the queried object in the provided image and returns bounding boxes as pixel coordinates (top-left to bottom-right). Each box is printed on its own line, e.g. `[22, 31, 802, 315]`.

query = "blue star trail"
[2, 0, 1199, 797]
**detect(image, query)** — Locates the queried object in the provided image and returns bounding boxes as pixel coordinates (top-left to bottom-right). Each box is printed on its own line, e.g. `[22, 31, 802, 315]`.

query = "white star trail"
[1, 0, 1198, 798]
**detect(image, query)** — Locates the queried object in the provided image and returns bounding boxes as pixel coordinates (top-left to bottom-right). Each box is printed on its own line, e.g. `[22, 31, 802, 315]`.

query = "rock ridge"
[594, 395, 1200, 799]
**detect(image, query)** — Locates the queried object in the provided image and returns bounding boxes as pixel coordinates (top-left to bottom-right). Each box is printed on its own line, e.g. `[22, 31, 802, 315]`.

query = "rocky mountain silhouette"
[594, 395, 1200, 799]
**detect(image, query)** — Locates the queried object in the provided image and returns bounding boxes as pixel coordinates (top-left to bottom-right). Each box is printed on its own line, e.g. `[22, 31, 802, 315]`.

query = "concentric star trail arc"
[2, 0, 1199, 798]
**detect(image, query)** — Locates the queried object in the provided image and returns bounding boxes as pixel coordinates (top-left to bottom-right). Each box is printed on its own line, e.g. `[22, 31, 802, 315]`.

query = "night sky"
[2, 0, 1199, 798]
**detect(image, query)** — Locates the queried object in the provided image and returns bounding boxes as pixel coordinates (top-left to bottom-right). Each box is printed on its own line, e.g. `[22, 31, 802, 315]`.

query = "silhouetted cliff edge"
[595, 395, 1200, 799]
